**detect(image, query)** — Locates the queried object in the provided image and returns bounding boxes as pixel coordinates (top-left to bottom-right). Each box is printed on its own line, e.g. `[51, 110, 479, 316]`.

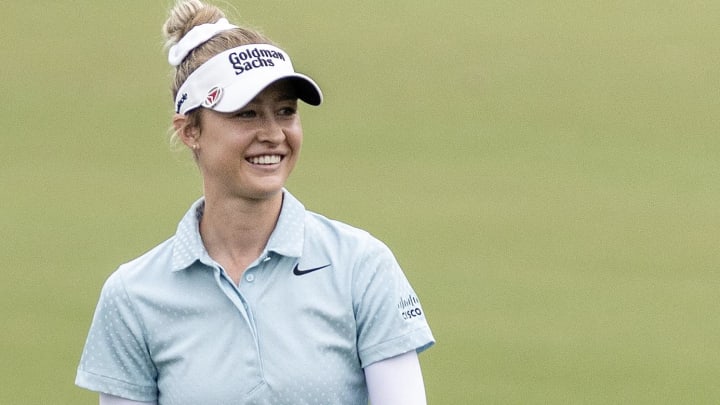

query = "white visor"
[174, 44, 322, 115]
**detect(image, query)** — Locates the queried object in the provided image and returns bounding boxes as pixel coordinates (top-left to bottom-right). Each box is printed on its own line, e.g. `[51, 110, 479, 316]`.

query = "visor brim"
[212, 73, 322, 113]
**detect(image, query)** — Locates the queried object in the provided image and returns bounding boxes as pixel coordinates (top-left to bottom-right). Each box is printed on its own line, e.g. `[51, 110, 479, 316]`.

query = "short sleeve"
[75, 270, 158, 402]
[353, 238, 435, 368]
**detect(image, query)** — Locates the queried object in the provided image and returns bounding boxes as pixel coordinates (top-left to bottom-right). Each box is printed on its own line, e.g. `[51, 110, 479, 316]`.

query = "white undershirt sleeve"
[99, 393, 157, 405]
[364, 350, 428, 405]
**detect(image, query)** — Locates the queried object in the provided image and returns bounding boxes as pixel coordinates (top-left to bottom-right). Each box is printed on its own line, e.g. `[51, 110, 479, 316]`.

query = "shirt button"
[245, 273, 255, 282]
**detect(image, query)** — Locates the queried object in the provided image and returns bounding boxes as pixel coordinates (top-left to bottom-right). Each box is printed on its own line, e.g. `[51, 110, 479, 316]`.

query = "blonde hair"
[162, 0, 274, 138]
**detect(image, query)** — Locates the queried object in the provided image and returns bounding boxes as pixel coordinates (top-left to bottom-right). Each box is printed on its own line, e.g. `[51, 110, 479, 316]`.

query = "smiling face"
[177, 80, 303, 203]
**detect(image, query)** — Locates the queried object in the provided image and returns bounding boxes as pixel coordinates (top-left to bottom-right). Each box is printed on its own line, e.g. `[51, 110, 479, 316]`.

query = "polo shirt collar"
[265, 190, 305, 258]
[170, 197, 207, 271]
[171, 190, 305, 272]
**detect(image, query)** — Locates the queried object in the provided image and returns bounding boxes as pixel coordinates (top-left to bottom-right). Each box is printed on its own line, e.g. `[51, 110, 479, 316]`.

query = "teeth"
[248, 155, 281, 165]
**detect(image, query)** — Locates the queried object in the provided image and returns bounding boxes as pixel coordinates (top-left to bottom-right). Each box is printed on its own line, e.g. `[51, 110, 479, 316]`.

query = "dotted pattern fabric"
[76, 190, 434, 404]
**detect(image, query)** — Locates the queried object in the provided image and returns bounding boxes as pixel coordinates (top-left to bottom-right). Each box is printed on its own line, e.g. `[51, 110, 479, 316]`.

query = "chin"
[241, 186, 285, 202]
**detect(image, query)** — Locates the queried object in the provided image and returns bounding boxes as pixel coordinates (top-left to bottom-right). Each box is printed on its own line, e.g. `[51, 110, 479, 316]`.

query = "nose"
[256, 115, 286, 144]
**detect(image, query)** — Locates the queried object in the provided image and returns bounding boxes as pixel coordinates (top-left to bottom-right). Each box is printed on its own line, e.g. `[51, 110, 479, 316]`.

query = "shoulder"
[104, 237, 176, 293]
[302, 210, 398, 275]
[304, 210, 390, 253]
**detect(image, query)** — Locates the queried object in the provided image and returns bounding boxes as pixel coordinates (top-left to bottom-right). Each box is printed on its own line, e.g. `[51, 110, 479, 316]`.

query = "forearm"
[99, 393, 157, 405]
[364, 350, 428, 405]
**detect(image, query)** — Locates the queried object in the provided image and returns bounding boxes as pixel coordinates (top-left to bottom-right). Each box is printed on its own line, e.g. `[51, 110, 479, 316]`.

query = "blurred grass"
[2, 0, 719, 403]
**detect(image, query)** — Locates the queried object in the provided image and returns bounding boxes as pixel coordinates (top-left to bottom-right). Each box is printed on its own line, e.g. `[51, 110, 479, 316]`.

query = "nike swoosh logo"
[293, 263, 331, 276]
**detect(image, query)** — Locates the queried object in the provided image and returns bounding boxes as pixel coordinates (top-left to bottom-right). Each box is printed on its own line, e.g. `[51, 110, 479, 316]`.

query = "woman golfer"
[76, 1, 434, 404]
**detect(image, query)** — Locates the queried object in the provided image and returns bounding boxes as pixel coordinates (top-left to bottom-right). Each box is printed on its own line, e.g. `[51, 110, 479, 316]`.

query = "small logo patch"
[176, 93, 188, 113]
[202, 86, 223, 108]
[398, 294, 423, 320]
[293, 263, 331, 276]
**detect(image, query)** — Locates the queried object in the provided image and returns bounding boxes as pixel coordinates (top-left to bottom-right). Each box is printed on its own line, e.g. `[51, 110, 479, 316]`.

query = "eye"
[278, 106, 297, 116]
[277, 99, 298, 117]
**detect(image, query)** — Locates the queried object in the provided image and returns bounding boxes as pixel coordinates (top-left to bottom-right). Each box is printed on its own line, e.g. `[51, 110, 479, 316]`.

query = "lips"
[247, 154, 282, 165]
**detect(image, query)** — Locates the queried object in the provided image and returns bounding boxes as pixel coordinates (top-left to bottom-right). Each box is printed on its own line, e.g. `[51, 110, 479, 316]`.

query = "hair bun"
[162, 0, 225, 49]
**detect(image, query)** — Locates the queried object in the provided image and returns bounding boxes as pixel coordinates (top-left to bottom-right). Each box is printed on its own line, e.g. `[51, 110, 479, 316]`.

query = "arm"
[100, 394, 157, 405]
[364, 350, 427, 405]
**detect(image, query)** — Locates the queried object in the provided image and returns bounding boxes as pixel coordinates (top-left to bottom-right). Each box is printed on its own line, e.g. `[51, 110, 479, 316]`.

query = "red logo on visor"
[202, 86, 223, 108]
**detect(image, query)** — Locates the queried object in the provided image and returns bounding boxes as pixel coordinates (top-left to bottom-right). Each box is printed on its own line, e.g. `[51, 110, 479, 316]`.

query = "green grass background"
[2, 0, 719, 403]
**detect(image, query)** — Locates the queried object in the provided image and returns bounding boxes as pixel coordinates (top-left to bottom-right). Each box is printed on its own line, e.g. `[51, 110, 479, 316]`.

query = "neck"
[199, 191, 283, 280]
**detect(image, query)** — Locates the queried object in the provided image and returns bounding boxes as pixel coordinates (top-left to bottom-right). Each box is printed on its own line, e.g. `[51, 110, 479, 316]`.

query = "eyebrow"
[275, 92, 298, 101]
[246, 92, 297, 105]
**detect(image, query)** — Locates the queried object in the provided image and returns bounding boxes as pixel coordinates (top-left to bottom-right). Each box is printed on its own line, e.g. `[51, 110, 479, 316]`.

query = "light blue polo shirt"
[76, 190, 434, 404]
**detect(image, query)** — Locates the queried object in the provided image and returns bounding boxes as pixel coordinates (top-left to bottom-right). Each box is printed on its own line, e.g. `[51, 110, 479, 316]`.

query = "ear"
[173, 113, 200, 148]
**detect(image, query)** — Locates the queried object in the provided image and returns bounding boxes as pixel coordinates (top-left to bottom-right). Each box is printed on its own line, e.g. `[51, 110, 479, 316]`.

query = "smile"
[247, 155, 282, 165]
